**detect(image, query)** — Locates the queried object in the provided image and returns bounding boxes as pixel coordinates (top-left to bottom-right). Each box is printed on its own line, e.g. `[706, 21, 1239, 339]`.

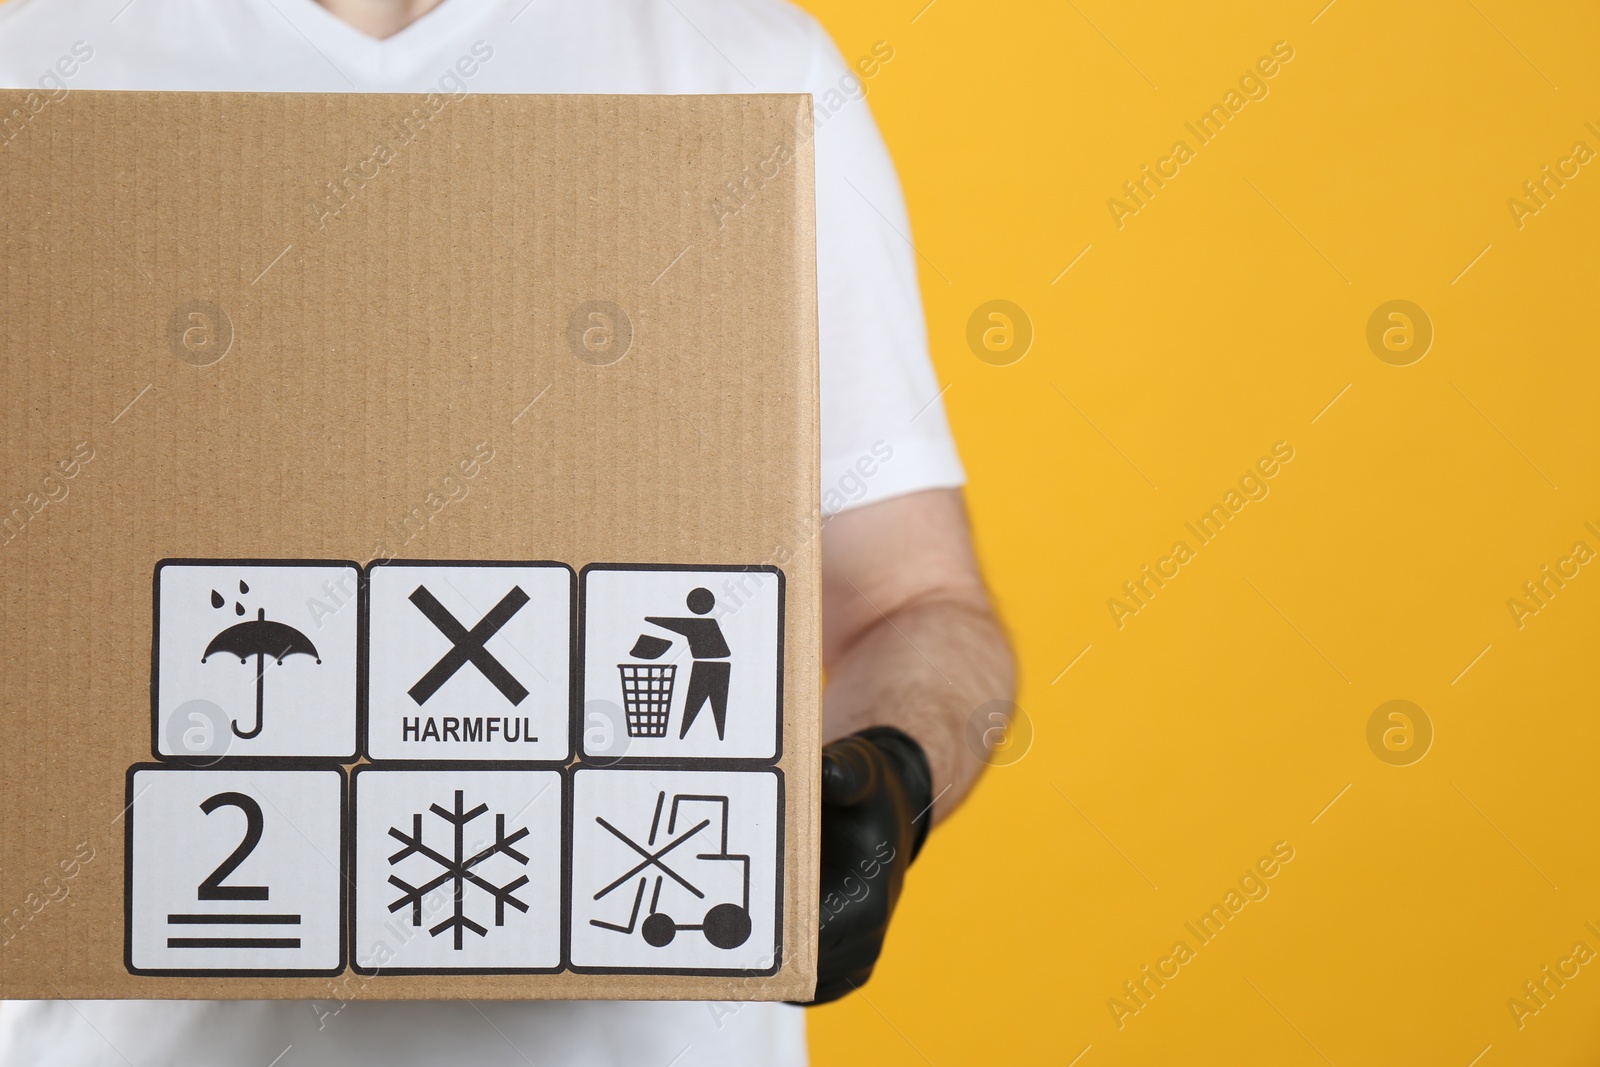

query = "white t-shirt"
[0, 1, 963, 1064]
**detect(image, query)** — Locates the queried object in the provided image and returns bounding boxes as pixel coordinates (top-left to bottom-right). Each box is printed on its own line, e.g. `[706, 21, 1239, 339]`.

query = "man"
[645, 587, 732, 740]
[0, 0, 1014, 1063]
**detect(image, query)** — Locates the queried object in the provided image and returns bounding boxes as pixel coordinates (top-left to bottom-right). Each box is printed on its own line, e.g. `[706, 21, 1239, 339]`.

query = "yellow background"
[3, 0, 1594, 1059]
[797, 0, 1600, 1063]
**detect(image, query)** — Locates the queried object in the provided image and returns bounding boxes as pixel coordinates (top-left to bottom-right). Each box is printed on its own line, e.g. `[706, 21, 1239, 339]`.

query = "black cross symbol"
[592, 816, 711, 901]
[407, 584, 530, 706]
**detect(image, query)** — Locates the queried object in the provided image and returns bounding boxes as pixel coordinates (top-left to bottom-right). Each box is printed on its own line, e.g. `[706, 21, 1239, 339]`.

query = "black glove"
[811, 725, 934, 1004]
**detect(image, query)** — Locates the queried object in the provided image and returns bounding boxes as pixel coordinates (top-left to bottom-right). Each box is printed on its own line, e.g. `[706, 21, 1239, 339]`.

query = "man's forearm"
[821, 593, 1014, 822]
[812, 489, 1011, 996]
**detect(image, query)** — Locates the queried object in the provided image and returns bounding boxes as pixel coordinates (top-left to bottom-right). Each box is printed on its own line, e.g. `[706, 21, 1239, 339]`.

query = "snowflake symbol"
[386, 789, 531, 949]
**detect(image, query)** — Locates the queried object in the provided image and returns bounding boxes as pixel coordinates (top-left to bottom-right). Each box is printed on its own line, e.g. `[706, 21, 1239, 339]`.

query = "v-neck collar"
[254, 0, 500, 85]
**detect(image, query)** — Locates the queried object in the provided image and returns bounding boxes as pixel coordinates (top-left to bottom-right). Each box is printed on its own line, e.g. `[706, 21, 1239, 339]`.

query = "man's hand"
[813, 727, 933, 1004]
[814, 488, 1014, 1000]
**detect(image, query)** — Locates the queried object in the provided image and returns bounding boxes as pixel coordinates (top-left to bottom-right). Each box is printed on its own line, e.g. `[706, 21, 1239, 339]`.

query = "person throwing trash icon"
[644, 588, 732, 741]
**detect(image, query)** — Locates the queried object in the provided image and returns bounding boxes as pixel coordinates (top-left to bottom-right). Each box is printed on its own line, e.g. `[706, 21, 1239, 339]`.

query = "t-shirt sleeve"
[803, 27, 965, 517]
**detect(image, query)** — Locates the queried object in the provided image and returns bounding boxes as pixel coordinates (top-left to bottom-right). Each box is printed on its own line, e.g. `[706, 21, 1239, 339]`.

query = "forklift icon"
[589, 791, 752, 950]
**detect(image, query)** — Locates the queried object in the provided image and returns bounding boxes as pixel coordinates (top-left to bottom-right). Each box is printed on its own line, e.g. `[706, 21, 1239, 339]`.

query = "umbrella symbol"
[200, 581, 321, 739]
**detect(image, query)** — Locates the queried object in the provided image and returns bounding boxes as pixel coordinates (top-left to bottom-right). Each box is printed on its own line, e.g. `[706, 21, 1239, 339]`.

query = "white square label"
[569, 768, 781, 973]
[580, 567, 782, 762]
[127, 767, 345, 975]
[154, 561, 359, 760]
[352, 769, 564, 973]
[366, 563, 572, 761]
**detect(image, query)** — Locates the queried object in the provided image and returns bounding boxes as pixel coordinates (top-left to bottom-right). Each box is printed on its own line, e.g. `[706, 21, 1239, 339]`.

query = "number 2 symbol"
[197, 792, 269, 901]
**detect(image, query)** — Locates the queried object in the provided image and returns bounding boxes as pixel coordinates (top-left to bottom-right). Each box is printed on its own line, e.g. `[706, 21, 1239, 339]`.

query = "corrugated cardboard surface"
[0, 91, 819, 1000]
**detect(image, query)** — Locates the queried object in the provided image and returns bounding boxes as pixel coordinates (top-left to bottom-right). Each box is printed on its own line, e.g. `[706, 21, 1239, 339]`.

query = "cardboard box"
[0, 91, 819, 1001]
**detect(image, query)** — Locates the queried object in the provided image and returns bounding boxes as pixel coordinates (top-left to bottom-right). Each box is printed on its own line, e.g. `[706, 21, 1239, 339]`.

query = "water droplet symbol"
[211, 590, 225, 609]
